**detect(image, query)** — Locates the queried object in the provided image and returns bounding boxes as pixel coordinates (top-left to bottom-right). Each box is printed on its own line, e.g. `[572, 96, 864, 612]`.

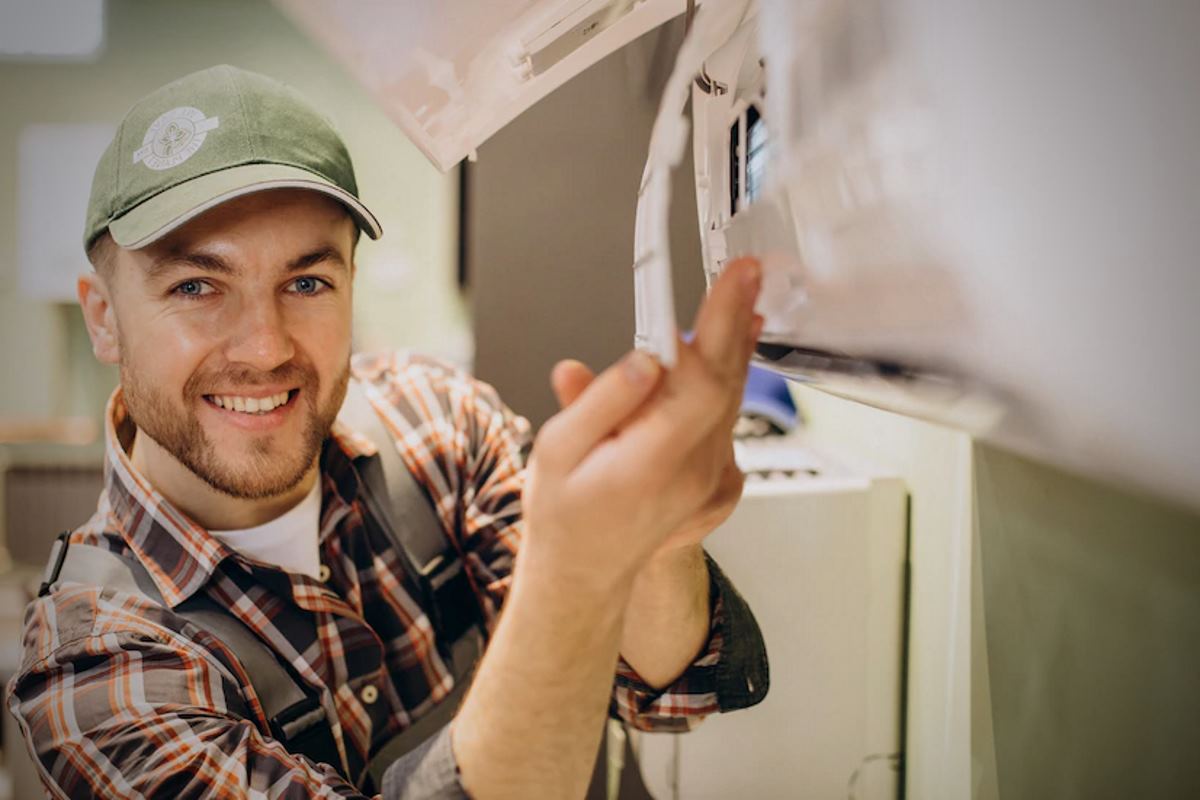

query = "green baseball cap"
[84, 64, 382, 251]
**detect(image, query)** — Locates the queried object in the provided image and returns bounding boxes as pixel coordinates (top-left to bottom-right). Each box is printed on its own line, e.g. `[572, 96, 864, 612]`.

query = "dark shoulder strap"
[340, 378, 486, 658]
[40, 534, 345, 775]
[340, 378, 489, 791]
[339, 377, 447, 569]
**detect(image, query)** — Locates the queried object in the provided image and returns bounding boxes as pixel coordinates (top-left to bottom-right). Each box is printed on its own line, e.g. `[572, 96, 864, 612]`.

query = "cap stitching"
[229, 66, 257, 161]
[113, 109, 127, 222]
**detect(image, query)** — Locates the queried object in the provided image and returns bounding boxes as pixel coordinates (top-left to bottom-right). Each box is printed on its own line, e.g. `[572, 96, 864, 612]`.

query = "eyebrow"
[148, 245, 348, 277]
[286, 246, 347, 273]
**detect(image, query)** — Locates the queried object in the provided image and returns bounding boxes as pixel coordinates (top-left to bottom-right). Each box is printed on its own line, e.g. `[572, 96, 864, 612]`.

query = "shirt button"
[318, 564, 331, 582]
[360, 684, 379, 705]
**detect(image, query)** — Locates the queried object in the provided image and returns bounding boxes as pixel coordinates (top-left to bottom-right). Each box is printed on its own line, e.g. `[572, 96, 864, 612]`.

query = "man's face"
[104, 190, 356, 499]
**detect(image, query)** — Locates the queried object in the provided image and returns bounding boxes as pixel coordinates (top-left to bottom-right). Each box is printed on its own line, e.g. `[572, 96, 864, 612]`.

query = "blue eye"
[288, 276, 328, 295]
[174, 280, 212, 298]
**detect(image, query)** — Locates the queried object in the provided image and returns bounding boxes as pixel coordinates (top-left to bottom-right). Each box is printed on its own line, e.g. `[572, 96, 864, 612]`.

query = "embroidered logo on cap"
[133, 107, 220, 171]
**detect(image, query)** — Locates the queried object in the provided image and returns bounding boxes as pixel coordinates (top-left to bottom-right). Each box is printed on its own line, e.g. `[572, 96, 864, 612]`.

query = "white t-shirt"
[209, 479, 322, 578]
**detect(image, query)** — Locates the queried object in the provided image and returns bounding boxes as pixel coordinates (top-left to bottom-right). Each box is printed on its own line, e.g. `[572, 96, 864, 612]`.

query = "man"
[7, 65, 767, 798]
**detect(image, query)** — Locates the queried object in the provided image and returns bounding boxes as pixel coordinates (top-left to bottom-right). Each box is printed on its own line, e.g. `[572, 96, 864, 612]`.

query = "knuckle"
[728, 466, 746, 498]
[716, 468, 745, 509]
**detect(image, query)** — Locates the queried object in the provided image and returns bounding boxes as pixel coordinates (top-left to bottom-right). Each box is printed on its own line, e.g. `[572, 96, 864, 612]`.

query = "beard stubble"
[120, 357, 350, 500]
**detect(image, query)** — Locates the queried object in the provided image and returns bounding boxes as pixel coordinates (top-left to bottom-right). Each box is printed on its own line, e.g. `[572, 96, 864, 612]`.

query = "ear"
[77, 273, 120, 364]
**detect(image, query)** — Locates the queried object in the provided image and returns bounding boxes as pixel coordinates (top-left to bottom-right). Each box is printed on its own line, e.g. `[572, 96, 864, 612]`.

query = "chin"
[199, 453, 315, 500]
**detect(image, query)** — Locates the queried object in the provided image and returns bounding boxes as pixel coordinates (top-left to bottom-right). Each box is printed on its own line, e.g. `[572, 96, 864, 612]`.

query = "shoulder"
[16, 531, 196, 677]
[351, 349, 457, 378]
[350, 350, 529, 436]
[351, 350, 480, 397]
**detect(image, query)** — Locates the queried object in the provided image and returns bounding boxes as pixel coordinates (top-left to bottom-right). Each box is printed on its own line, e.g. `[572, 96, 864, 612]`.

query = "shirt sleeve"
[442, 362, 529, 630]
[379, 725, 468, 800]
[6, 588, 375, 800]
[610, 552, 770, 732]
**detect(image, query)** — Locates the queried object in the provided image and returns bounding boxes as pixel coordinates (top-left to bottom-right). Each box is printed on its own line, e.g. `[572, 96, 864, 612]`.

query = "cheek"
[307, 333, 351, 387]
[290, 303, 352, 374]
[117, 308, 215, 389]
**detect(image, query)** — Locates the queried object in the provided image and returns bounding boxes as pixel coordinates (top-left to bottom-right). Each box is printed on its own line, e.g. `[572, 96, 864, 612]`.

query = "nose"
[223, 294, 295, 371]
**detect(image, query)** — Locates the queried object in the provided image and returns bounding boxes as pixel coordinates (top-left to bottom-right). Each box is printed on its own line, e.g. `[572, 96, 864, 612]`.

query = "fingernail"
[623, 351, 660, 387]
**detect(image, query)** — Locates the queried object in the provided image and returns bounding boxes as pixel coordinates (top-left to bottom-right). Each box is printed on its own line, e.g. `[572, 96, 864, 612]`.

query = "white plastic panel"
[272, 0, 687, 171]
[276, 0, 1200, 510]
[682, 0, 1200, 510]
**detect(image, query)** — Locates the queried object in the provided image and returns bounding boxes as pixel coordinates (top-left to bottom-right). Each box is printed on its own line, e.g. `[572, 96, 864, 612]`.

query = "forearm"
[452, 548, 634, 799]
[620, 544, 711, 689]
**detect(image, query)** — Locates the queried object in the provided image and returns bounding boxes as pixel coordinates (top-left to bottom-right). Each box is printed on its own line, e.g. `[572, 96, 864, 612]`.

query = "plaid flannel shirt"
[7, 352, 735, 799]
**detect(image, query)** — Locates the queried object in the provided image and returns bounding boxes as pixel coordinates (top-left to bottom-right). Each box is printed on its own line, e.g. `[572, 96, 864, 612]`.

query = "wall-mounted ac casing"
[680, 0, 1200, 510]
[274, 0, 1200, 511]
[273, 0, 688, 171]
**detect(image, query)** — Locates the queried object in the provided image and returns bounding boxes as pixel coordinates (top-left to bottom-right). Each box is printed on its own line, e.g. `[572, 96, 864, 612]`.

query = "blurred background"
[1, 2, 1198, 799]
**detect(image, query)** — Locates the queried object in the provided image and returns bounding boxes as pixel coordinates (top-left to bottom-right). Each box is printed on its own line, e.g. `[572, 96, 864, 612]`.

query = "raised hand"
[522, 257, 763, 591]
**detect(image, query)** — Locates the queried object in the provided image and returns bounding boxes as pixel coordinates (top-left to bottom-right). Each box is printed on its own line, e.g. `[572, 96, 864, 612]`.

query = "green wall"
[973, 444, 1200, 798]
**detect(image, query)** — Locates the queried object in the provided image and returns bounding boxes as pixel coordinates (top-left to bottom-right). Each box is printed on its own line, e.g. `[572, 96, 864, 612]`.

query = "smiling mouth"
[203, 389, 299, 415]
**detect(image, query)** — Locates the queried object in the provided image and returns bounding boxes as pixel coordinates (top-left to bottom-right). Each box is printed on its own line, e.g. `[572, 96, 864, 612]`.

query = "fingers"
[692, 258, 762, 381]
[536, 351, 662, 470]
[540, 260, 762, 488]
[550, 359, 596, 409]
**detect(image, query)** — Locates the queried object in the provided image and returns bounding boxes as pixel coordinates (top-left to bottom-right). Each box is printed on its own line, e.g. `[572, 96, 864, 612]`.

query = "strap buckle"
[38, 531, 71, 597]
[270, 695, 342, 772]
[420, 554, 476, 662]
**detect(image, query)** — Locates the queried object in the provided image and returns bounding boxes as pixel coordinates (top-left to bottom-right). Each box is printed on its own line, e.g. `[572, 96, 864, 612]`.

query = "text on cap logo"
[133, 107, 220, 171]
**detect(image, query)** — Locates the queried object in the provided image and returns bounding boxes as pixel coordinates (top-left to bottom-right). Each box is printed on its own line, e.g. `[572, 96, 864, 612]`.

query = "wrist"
[514, 536, 638, 617]
[620, 544, 712, 689]
[637, 543, 705, 585]
[629, 544, 709, 619]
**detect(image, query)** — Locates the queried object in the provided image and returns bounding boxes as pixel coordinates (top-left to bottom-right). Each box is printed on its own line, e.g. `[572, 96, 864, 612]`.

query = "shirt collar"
[101, 386, 376, 606]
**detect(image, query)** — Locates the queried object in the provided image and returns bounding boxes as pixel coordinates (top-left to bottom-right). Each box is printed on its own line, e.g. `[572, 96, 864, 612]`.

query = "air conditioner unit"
[635, 440, 908, 799]
[273, 0, 1200, 511]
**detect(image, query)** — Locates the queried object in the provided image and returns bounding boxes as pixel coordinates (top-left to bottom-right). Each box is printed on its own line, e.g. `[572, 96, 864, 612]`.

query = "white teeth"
[209, 391, 291, 414]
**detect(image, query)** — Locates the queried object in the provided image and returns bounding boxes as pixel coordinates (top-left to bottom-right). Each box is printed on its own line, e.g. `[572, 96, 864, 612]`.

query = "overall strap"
[340, 378, 486, 664]
[39, 533, 346, 776]
[340, 378, 487, 790]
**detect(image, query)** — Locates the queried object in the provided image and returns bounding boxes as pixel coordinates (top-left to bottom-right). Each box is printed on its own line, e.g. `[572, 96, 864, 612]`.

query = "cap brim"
[107, 163, 383, 249]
